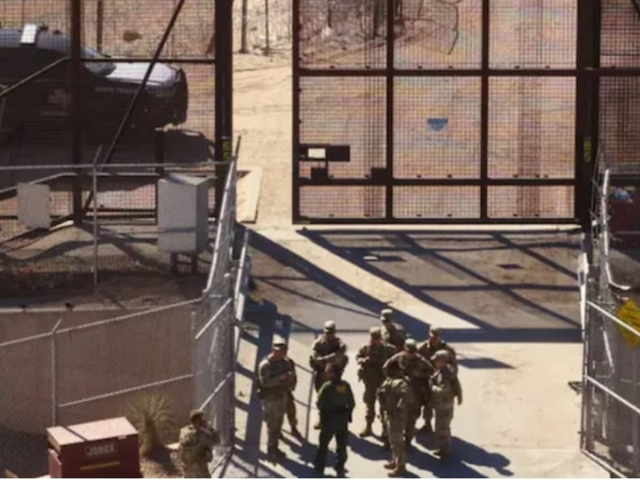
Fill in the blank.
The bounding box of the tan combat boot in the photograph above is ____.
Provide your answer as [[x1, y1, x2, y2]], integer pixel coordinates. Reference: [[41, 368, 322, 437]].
[[359, 421, 374, 438], [387, 466, 406, 477], [383, 460, 396, 470]]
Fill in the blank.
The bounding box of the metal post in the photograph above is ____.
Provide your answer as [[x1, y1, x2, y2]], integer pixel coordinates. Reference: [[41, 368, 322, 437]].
[[582, 296, 594, 451], [214, 0, 233, 219], [385, 0, 394, 220], [51, 318, 63, 425], [240, 0, 249, 53], [576, 0, 601, 230], [291, 0, 301, 222], [633, 349, 639, 477], [264, 0, 271, 55], [191, 310, 198, 410], [225, 272, 235, 445], [92, 162, 99, 286], [96, 0, 104, 53], [71, 0, 84, 224], [479, 0, 490, 219]]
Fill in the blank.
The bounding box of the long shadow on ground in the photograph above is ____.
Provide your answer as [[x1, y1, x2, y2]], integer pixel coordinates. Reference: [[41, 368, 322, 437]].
[[252, 229, 582, 343]]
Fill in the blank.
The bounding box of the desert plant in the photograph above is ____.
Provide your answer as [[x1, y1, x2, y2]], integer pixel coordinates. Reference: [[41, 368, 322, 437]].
[[126, 394, 177, 457]]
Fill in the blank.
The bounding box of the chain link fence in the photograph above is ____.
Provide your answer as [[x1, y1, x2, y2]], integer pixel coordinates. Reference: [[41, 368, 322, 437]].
[[0, 161, 221, 295], [581, 145, 640, 477], [0, 154, 246, 477]]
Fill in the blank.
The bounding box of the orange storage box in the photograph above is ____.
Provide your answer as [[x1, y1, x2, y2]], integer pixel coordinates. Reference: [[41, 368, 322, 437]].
[[47, 417, 141, 478]]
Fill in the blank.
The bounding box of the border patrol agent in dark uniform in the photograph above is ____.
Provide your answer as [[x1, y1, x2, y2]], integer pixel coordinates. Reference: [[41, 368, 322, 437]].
[[314, 365, 355, 478]]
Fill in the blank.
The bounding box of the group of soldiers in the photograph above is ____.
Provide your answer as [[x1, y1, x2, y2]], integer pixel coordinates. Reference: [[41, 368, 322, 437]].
[[257, 308, 463, 477]]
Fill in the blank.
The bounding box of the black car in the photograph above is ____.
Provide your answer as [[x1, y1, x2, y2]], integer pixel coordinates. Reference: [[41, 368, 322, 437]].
[[0, 24, 188, 138]]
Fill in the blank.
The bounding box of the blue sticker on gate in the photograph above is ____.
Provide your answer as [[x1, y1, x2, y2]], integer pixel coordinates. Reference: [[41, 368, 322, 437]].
[[428, 118, 448, 132]]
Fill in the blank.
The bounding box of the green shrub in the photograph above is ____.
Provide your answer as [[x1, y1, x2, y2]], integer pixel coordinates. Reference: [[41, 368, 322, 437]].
[[127, 394, 177, 457]]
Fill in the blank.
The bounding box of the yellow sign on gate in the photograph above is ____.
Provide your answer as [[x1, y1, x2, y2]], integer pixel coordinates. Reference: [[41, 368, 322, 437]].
[[615, 299, 640, 348]]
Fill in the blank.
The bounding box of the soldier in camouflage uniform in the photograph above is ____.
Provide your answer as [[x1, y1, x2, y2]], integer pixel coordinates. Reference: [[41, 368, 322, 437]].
[[273, 338, 303, 439], [258, 339, 296, 463], [380, 309, 407, 352], [314, 365, 355, 477], [418, 326, 457, 434], [310, 321, 348, 429], [178, 410, 220, 478], [429, 350, 463, 463], [356, 327, 397, 438], [378, 362, 413, 477], [383, 338, 434, 448]]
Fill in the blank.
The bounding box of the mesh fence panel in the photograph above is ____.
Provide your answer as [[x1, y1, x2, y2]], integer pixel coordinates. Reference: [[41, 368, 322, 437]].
[[488, 77, 576, 179], [583, 145, 640, 478], [489, 0, 576, 69], [300, 185, 387, 219], [394, 77, 480, 179], [194, 298, 235, 461], [299, 0, 387, 69], [299, 76, 387, 180], [599, 78, 640, 172], [600, 0, 640, 68], [393, 185, 480, 219], [395, 0, 482, 69], [488, 185, 574, 219], [583, 303, 640, 477], [294, 0, 578, 223]]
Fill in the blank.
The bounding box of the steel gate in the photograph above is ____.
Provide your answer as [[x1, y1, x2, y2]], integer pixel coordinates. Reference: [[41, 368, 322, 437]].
[[292, 0, 592, 223]]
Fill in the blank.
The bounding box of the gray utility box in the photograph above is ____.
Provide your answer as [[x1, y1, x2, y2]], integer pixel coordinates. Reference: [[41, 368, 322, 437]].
[[18, 183, 51, 229], [157, 174, 209, 254]]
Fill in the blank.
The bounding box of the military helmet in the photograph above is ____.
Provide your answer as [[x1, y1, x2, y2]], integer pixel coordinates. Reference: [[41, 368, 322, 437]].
[[430, 326, 442, 337], [432, 349, 450, 362], [189, 409, 205, 422], [369, 326, 381, 339], [273, 336, 287, 351], [380, 308, 394, 322], [324, 320, 336, 333], [404, 338, 417, 351]]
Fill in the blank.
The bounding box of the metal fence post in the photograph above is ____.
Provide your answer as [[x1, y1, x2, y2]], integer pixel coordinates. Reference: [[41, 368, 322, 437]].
[[92, 162, 99, 285], [51, 318, 63, 426], [222, 272, 234, 446], [191, 310, 198, 411], [633, 350, 639, 477]]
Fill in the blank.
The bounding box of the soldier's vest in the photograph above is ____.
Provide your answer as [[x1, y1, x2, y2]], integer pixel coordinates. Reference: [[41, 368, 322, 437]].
[[379, 378, 411, 417], [358, 344, 393, 383], [430, 367, 458, 407], [179, 426, 213, 465], [381, 325, 406, 351], [420, 340, 456, 367], [259, 358, 294, 399], [320, 380, 352, 421], [312, 337, 348, 368]]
